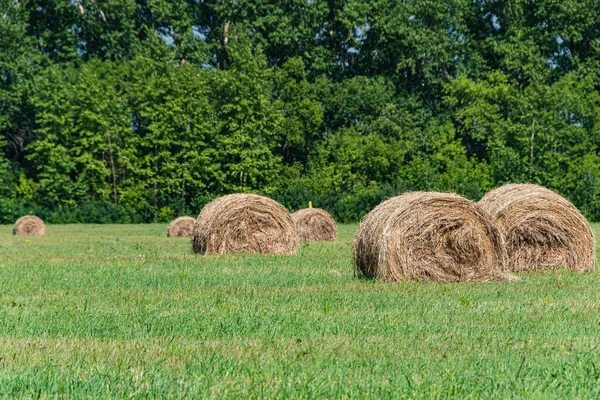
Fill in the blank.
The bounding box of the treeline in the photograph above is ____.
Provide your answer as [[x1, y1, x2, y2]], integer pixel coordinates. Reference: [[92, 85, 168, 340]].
[[2, 0, 600, 223]]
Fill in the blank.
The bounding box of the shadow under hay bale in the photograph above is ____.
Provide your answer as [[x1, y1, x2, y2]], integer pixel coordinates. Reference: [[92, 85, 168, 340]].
[[192, 194, 298, 255], [478, 183, 595, 272], [291, 208, 336, 242], [13, 215, 46, 236], [167, 216, 195, 237], [353, 192, 512, 282]]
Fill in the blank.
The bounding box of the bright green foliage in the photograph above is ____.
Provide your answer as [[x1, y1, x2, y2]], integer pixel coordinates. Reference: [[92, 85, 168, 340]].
[[119, 56, 214, 215], [272, 58, 323, 167], [206, 38, 285, 194], [31, 62, 130, 207], [446, 71, 600, 208], [1, 0, 600, 222]]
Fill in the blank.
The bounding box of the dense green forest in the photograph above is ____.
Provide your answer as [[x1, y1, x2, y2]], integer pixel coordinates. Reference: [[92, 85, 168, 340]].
[[1, 0, 600, 223]]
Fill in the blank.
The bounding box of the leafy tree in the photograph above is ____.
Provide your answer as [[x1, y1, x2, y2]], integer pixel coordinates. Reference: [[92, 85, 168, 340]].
[[0, 0, 41, 165], [206, 37, 286, 194], [2, 0, 600, 222], [121, 55, 215, 213], [30, 61, 130, 207], [445, 70, 600, 211]]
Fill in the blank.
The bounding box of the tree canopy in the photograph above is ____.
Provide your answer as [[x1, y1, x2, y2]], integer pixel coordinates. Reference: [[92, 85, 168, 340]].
[[1, 0, 600, 223]]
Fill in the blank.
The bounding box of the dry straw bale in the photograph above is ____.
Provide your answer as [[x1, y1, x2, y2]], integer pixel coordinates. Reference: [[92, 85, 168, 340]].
[[192, 194, 298, 255], [353, 192, 511, 282], [167, 216, 196, 237], [478, 183, 595, 272], [291, 208, 337, 242], [13, 215, 46, 236]]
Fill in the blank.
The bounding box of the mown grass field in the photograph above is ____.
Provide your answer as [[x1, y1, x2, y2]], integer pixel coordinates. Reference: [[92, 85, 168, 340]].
[[1, 223, 600, 398]]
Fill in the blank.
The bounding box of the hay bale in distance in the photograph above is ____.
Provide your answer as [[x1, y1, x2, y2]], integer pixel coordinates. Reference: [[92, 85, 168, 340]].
[[353, 192, 511, 282], [478, 183, 595, 272], [192, 194, 298, 255], [13, 215, 46, 236], [291, 208, 336, 242], [167, 216, 195, 237]]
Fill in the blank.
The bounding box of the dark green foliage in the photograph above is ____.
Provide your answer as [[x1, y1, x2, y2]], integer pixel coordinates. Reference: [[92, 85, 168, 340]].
[[1, 0, 600, 222]]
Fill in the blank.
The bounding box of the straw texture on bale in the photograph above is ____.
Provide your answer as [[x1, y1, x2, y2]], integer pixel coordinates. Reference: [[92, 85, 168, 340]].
[[167, 216, 196, 237], [353, 192, 511, 282], [13, 215, 46, 236], [291, 208, 336, 242], [192, 194, 298, 255], [478, 183, 595, 272]]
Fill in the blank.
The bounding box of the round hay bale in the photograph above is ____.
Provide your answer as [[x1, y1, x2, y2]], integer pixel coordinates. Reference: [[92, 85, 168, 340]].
[[478, 183, 595, 272], [192, 194, 298, 255], [291, 208, 336, 242], [352, 192, 511, 282], [167, 216, 195, 237], [13, 215, 46, 236]]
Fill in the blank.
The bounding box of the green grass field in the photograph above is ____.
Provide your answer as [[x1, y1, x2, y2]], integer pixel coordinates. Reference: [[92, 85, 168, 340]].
[[1, 224, 600, 398]]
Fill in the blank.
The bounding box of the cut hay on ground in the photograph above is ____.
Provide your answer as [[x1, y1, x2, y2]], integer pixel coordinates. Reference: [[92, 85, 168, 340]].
[[353, 192, 511, 282], [291, 208, 336, 242], [478, 183, 595, 272], [13, 215, 46, 236], [192, 194, 298, 255], [167, 216, 195, 237]]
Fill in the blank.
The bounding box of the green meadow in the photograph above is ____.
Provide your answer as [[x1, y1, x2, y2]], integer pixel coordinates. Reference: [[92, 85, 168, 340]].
[[0, 224, 599, 398]]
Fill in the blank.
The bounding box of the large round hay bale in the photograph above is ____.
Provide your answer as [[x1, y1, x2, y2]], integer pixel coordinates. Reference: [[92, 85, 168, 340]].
[[13, 215, 46, 236], [352, 192, 511, 282], [167, 216, 195, 237], [192, 194, 298, 255], [478, 183, 595, 272], [291, 208, 336, 242]]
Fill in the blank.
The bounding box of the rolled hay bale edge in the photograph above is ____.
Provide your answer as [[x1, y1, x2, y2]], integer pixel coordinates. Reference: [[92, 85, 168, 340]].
[[353, 192, 512, 282], [13, 215, 46, 236], [192, 194, 298, 255], [478, 183, 595, 272], [291, 208, 336, 242], [167, 216, 196, 237]]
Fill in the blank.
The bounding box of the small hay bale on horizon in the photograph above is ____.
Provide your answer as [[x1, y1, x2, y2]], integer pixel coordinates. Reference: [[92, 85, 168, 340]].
[[13, 215, 46, 236], [167, 216, 195, 237], [478, 183, 595, 272], [291, 208, 336, 242], [353, 191, 512, 282], [192, 194, 298, 255]]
